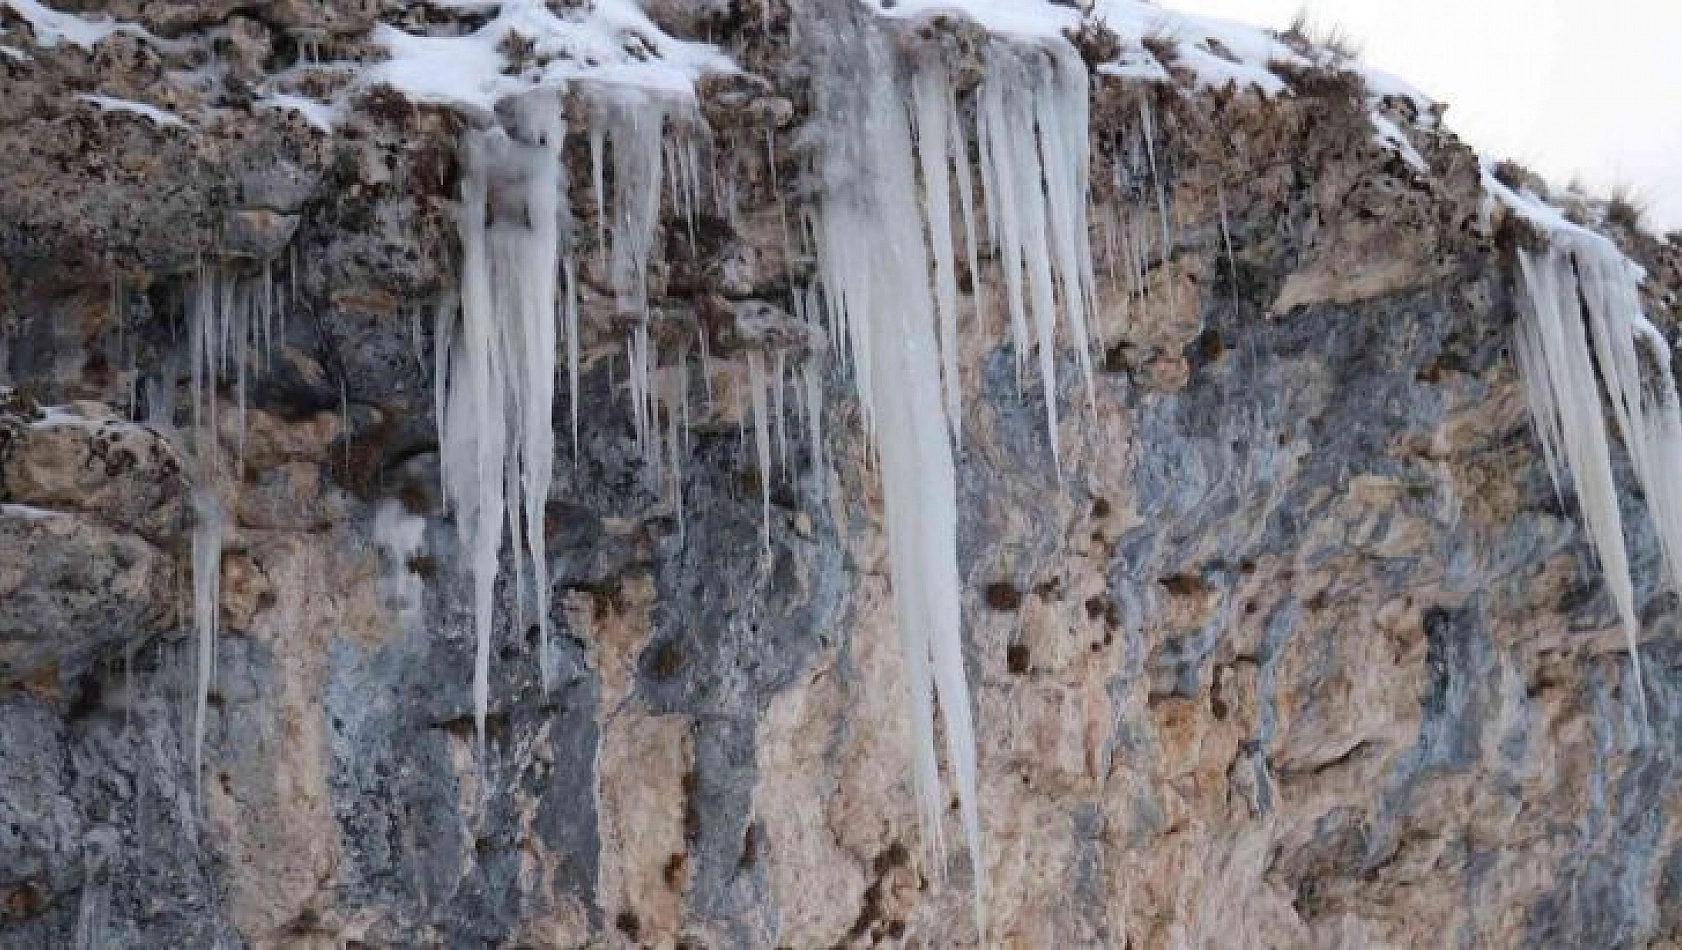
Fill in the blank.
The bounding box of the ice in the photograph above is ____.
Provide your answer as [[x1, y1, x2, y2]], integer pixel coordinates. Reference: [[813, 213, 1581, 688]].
[[975, 39, 1099, 471], [808, 5, 987, 935], [188, 486, 222, 804], [746, 349, 773, 558], [436, 94, 566, 748], [374, 500, 429, 629], [1489, 170, 1682, 725], [911, 64, 964, 444]]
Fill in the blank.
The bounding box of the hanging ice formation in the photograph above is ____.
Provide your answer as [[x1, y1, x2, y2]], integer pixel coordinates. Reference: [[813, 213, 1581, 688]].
[[435, 93, 567, 750], [1499, 178, 1682, 722], [184, 263, 282, 801], [806, 3, 1099, 935]]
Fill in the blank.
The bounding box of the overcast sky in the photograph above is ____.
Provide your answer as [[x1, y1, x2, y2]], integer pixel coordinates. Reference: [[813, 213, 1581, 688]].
[[1167, 0, 1682, 233]]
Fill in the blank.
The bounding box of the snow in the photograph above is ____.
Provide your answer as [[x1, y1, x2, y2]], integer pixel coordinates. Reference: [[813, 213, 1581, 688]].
[[368, 0, 733, 116], [0, 502, 66, 520], [1370, 112, 1427, 173], [1092, 0, 1305, 94], [864, 0, 1079, 39], [2, 0, 122, 49], [76, 94, 187, 129], [257, 93, 338, 132]]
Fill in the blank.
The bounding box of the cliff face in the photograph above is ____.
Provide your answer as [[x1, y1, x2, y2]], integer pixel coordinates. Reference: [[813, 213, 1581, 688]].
[[1, 2, 1680, 948]]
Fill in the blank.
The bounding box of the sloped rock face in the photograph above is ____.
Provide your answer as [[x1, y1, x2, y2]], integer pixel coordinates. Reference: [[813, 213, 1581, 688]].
[[2, 4, 1681, 949]]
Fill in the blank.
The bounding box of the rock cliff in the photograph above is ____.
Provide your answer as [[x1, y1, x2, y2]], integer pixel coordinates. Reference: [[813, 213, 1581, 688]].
[[1, 1, 1680, 947]]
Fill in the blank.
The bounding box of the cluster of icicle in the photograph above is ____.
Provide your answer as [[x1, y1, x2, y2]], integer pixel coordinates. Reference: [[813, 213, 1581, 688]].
[[804, 4, 1101, 934], [183, 262, 291, 802], [1506, 192, 1682, 727], [427, 6, 1103, 935]]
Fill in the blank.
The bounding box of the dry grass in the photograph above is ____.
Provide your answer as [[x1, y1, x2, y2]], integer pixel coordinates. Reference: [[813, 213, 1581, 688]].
[[1281, 7, 1363, 63], [1142, 23, 1181, 65], [1606, 182, 1653, 233]]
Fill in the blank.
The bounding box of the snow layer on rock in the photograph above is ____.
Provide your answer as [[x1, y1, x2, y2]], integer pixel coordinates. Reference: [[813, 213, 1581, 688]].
[[1091, 0, 1305, 94], [76, 94, 187, 128], [864, 0, 1079, 39], [371, 0, 733, 115], [257, 93, 339, 132], [2, 0, 129, 49]]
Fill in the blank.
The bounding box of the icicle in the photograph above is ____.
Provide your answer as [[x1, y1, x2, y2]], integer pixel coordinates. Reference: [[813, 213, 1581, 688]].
[[773, 349, 789, 476], [808, 8, 986, 937], [1217, 180, 1239, 298], [767, 121, 794, 282], [974, 41, 1098, 473], [590, 124, 608, 274], [1140, 101, 1180, 324], [912, 64, 963, 447], [699, 326, 715, 411], [950, 85, 987, 356], [436, 92, 568, 745], [803, 352, 825, 504], [1511, 239, 1647, 722], [746, 349, 773, 558], [564, 254, 581, 461], [188, 487, 222, 805]]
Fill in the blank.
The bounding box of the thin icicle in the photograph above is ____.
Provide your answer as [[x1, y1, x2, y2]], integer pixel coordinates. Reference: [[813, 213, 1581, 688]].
[[773, 349, 789, 476], [912, 63, 963, 445], [564, 254, 581, 461], [188, 486, 221, 806], [803, 352, 825, 504], [1216, 180, 1239, 298], [1140, 101, 1180, 324], [746, 349, 773, 558]]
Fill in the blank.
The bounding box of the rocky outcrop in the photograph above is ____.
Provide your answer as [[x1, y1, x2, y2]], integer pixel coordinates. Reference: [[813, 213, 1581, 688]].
[[1, 2, 1680, 948]]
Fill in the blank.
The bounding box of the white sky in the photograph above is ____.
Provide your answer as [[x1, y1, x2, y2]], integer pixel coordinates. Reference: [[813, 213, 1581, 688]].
[[1166, 0, 1682, 233]]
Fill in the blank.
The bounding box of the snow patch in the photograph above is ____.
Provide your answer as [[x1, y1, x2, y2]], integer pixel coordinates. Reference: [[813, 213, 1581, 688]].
[[0, 502, 67, 520], [864, 0, 1079, 39], [2, 0, 122, 48], [76, 93, 187, 128], [369, 0, 733, 115], [257, 93, 338, 132]]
